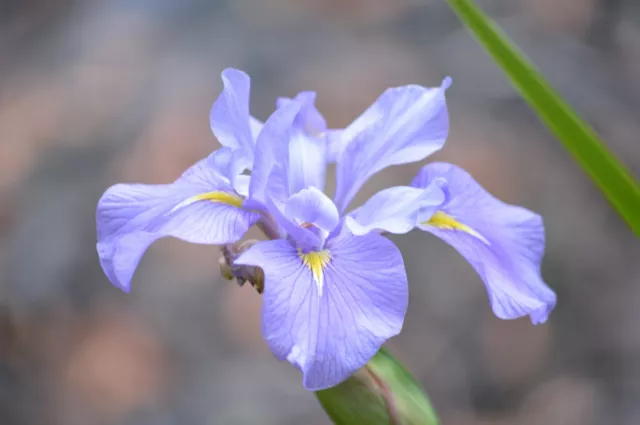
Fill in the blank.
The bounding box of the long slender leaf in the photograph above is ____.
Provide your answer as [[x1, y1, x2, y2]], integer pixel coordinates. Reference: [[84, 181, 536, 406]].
[[446, 0, 640, 236]]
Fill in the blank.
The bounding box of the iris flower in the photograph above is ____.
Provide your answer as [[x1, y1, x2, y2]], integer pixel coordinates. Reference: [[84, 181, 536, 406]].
[[96, 68, 556, 391]]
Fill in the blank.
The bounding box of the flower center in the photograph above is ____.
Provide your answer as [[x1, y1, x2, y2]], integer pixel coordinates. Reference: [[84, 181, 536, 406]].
[[299, 250, 331, 296]]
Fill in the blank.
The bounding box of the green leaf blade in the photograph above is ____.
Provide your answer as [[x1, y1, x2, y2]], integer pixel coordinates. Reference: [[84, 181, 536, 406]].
[[446, 0, 640, 236]]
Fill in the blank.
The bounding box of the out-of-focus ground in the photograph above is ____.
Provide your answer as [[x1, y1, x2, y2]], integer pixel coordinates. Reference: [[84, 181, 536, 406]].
[[1, 0, 639, 424]]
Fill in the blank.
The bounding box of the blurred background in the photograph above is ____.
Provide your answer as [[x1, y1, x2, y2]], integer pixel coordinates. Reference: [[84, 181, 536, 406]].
[[1, 0, 640, 424]]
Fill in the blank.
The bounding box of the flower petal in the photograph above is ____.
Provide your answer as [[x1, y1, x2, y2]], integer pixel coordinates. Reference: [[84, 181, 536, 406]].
[[334, 78, 451, 212], [97, 154, 260, 292], [264, 194, 322, 252], [345, 182, 446, 236], [412, 162, 556, 324], [274, 92, 328, 193], [235, 230, 408, 390], [249, 116, 263, 141], [210, 68, 254, 159], [285, 187, 340, 234], [277, 91, 327, 136], [248, 100, 303, 206], [288, 130, 327, 194], [273, 92, 329, 193], [277, 92, 341, 166], [325, 130, 343, 163]]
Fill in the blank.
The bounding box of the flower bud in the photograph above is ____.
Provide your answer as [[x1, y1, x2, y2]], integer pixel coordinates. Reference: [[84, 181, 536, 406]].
[[219, 240, 264, 293]]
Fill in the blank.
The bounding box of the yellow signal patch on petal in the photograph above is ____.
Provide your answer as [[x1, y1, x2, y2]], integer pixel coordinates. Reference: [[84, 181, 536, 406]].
[[299, 250, 331, 296], [191, 191, 244, 208], [426, 211, 489, 244], [170, 191, 244, 213]]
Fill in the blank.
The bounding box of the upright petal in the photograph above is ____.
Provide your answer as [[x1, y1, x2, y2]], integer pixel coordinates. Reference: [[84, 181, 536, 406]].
[[277, 91, 327, 136], [274, 92, 328, 192], [345, 182, 446, 236], [278, 92, 340, 165], [97, 153, 260, 292], [411, 163, 556, 324], [248, 100, 303, 206], [235, 229, 408, 390], [210, 68, 254, 159], [325, 130, 343, 163], [334, 78, 451, 213], [249, 116, 263, 142], [288, 130, 327, 194]]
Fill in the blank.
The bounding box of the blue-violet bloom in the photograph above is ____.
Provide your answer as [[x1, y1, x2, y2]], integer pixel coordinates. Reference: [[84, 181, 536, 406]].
[[97, 69, 556, 392]]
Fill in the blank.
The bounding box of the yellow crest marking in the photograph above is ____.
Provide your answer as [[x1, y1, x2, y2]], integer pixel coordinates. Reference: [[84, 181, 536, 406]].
[[170, 191, 244, 213], [191, 191, 244, 208], [425, 211, 489, 244], [299, 250, 331, 296]]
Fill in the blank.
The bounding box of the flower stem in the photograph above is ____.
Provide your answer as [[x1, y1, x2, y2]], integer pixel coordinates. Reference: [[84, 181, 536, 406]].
[[257, 216, 280, 240]]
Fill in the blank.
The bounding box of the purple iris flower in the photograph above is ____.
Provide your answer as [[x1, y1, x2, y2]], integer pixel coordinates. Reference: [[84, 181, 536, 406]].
[[96, 68, 556, 392]]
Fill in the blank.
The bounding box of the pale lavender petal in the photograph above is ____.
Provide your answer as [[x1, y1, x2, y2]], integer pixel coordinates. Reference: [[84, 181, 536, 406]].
[[249, 116, 263, 142], [345, 182, 446, 236], [97, 154, 259, 292], [277, 91, 327, 135], [249, 100, 303, 206], [178, 149, 231, 188], [334, 78, 451, 212], [98, 232, 157, 294], [226, 149, 252, 195], [274, 92, 328, 193], [412, 162, 556, 324], [285, 187, 339, 233], [288, 130, 327, 193], [233, 175, 250, 198], [210, 68, 254, 159], [265, 196, 322, 252], [235, 229, 408, 390], [325, 130, 343, 163]]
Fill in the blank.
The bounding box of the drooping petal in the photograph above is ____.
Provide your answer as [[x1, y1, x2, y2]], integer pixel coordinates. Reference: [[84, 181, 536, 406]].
[[96, 154, 260, 292], [235, 229, 408, 390], [334, 78, 451, 213], [210, 68, 254, 159], [411, 162, 556, 324], [345, 182, 446, 236]]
